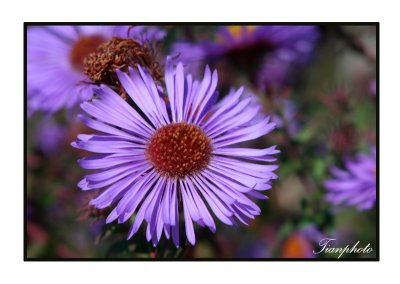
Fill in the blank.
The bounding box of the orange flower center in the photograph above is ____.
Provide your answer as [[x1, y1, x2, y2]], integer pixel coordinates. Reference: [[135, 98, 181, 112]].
[[146, 123, 212, 178], [69, 35, 106, 71]]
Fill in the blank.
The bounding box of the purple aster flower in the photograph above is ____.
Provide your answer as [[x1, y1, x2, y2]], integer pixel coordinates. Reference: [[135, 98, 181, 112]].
[[325, 147, 376, 211], [27, 25, 165, 115], [173, 26, 319, 88], [72, 57, 279, 247]]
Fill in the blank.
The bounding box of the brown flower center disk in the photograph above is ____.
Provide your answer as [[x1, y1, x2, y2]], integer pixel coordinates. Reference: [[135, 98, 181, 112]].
[[83, 37, 162, 99], [146, 123, 212, 178], [69, 35, 106, 71]]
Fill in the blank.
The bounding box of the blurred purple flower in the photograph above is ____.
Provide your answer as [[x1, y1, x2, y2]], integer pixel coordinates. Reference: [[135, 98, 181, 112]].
[[72, 57, 279, 247], [256, 26, 319, 89], [89, 220, 105, 238], [238, 240, 271, 258], [325, 147, 376, 211], [35, 119, 67, 155], [173, 26, 319, 88], [271, 99, 301, 137], [28, 25, 165, 115], [368, 79, 376, 96], [299, 224, 326, 244]]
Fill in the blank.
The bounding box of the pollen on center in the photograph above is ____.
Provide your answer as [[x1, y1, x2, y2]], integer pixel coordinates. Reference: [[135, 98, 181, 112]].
[[146, 122, 212, 178]]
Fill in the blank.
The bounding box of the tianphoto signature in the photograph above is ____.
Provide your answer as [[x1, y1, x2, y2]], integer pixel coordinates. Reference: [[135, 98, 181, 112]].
[[313, 238, 373, 259]]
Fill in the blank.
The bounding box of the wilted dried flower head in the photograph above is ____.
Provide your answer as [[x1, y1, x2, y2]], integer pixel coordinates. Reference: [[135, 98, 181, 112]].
[[83, 37, 162, 99]]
